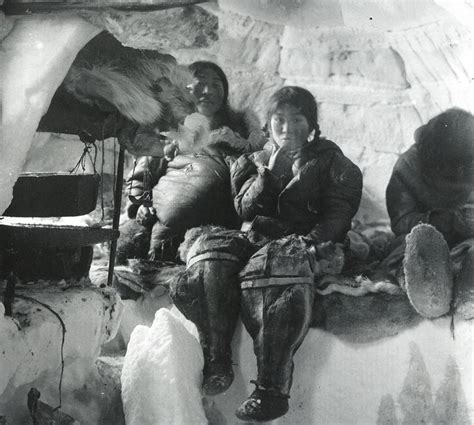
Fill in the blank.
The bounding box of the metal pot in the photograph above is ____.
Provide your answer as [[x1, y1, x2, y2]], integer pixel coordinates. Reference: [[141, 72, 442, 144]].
[[3, 172, 100, 217]]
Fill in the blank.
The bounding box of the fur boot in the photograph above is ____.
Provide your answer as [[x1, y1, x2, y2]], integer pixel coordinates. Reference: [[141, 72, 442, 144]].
[[236, 236, 315, 422], [403, 224, 453, 318], [170, 227, 256, 395]]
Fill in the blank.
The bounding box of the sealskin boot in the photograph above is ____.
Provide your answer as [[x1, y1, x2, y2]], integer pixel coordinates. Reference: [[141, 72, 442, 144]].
[[235, 381, 289, 422], [236, 284, 311, 422], [171, 228, 256, 396], [171, 261, 238, 396], [404, 224, 453, 318], [202, 362, 234, 396], [236, 237, 315, 421]]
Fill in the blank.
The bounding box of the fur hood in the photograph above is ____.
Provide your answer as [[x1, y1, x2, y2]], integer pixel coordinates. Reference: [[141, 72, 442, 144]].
[[164, 109, 266, 155], [211, 108, 266, 153], [414, 108, 474, 169]]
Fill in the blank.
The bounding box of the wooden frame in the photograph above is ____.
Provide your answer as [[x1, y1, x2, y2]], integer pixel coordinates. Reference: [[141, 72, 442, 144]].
[[2, 0, 212, 15]]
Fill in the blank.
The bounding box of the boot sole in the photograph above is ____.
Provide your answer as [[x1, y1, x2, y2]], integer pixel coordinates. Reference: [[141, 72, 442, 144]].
[[235, 403, 289, 422], [202, 368, 234, 396], [404, 224, 453, 318], [235, 390, 289, 422]]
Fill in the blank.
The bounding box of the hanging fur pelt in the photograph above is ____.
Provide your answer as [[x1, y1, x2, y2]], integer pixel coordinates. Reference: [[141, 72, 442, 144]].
[[63, 59, 196, 127]]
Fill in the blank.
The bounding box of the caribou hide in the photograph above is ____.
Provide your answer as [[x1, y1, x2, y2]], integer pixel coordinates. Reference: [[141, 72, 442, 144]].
[[64, 59, 196, 128]]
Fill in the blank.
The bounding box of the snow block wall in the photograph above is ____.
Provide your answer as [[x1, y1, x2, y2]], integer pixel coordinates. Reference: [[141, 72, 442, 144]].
[[219, 316, 473, 425], [0, 284, 123, 424], [164, 4, 473, 224]]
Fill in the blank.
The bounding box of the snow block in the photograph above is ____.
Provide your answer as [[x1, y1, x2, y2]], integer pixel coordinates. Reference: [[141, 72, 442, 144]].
[[0, 284, 123, 424], [117, 297, 472, 424], [121, 308, 207, 425]]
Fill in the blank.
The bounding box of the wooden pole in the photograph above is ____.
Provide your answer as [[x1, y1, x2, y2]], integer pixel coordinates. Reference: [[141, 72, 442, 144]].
[[2, 0, 212, 15], [3, 273, 17, 317], [106, 143, 125, 287]]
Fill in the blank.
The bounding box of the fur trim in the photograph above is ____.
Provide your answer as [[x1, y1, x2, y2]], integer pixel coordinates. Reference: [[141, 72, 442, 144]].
[[64, 59, 196, 126], [316, 274, 403, 297], [311, 241, 345, 276], [164, 109, 266, 154], [90, 264, 148, 294], [90, 262, 183, 297], [242, 109, 267, 152], [178, 225, 228, 263], [209, 109, 265, 153]]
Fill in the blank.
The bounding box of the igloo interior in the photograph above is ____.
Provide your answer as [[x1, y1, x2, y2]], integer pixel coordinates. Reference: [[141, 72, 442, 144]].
[[0, 1, 473, 424]]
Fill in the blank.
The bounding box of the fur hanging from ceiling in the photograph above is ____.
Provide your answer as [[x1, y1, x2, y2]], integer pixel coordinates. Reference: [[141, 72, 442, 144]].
[[63, 59, 197, 128]]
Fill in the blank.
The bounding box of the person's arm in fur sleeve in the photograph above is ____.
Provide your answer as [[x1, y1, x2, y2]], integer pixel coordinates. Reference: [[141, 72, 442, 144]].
[[231, 152, 283, 221], [385, 168, 430, 236], [386, 168, 463, 242], [125, 155, 167, 218], [306, 157, 362, 244]]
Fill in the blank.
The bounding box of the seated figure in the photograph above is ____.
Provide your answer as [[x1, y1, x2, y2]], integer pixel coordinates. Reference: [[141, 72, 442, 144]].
[[116, 61, 265, 263], [171, 86, 363, 422], [382, 108, 474, 319]]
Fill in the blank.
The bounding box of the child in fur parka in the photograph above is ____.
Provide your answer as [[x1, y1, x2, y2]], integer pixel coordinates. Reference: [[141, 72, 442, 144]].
[[117, 61, 265, 263], [171, 86, 362, 422]]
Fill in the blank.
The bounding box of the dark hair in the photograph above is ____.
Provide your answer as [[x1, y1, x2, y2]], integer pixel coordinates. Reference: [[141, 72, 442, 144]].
[[266, 86, 321, 139], [417, 108, 474, 170], [188, 61, 249, 137], [188, 61, 229, 109]]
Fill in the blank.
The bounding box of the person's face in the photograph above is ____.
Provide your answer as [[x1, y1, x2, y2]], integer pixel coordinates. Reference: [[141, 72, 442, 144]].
[[190, 68, 225, 118], [270, 103, 311, 150]]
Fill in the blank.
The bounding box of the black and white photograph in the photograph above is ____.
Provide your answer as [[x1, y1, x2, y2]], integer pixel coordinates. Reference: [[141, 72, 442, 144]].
[[0, 1, 472, 423]]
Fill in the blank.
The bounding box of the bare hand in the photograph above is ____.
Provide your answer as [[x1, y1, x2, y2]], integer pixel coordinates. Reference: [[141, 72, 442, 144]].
[[136, 205, 157, 227], [267, 146, 293, 180], [163, 142, 179, 160]]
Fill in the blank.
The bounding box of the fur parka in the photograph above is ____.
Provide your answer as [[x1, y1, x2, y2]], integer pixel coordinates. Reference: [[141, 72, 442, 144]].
[[125, 108, 265, 238], [231, 138, 363, 244]]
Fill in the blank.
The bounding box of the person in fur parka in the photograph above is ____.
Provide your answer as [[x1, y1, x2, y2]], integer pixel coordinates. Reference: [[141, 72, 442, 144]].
[[117, 61, 265, 263], [170, 86, 362, 422], [382, 108, 474, 319]]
